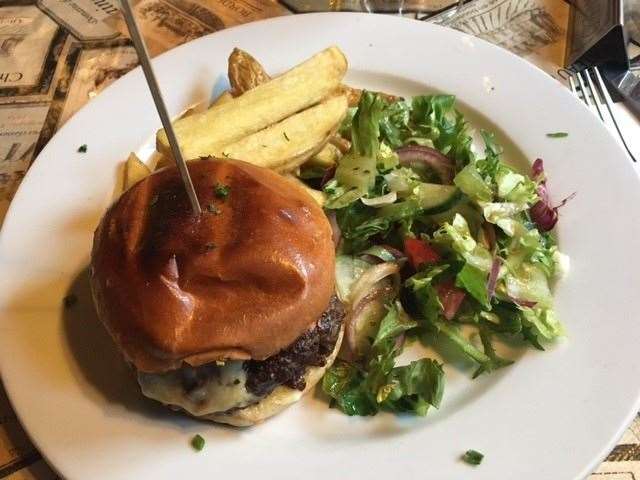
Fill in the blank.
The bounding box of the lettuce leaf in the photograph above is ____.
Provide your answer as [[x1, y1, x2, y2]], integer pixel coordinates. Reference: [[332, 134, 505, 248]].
[[503, 263, 553, 308], [351, 91, 386, 157], [454, 163, 493, 202], [322, 302, 445, 416], [456, 263, 490, 309], [434, 214, 493, 272], [520, 307, 564, 340]]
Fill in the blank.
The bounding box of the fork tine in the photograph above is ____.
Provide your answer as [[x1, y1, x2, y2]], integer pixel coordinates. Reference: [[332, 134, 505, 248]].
[[584, 69, 606, 122], [576, 70, 594, 108], [591, 66, 637, 163], [568, 73, 579, 95]]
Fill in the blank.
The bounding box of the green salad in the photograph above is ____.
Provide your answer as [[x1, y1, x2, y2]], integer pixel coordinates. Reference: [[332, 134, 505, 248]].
[[302, 91, 569, 417]]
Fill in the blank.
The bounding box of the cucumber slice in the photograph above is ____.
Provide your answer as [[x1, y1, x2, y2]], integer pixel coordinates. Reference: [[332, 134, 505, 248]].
[[413, 183, 461, 213]]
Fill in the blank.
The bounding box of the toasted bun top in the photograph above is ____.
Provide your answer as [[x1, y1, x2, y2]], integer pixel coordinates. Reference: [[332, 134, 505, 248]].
[[90, 158, 335, 373]]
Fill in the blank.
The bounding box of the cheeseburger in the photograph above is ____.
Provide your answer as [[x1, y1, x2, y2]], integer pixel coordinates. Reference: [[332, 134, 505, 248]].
[[90, 158, 344, 426]]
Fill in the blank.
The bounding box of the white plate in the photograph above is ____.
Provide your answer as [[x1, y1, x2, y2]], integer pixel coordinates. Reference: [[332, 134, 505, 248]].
[[1, 13, 640, 480]]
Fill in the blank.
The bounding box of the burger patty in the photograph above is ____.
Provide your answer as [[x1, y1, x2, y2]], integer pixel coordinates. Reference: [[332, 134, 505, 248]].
[[138, 296, 345, 417], [244, 295, 345, 397]]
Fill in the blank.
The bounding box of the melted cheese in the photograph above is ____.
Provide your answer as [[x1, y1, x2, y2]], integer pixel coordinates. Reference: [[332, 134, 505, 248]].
[[137, 361, 258, 416]]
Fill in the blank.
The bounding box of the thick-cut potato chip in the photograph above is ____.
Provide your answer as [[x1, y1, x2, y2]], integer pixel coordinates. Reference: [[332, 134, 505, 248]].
[[330, 135, 351, 154], [228, 48, 271, 96], [307, 143, 341, 168], [123, 153, 151, 191], [336, 84, 401, 107], [283, 174, 326, 207], [156, 46, 347, 159], [220, 95, 347, 170], [210, 91, 233, 107]]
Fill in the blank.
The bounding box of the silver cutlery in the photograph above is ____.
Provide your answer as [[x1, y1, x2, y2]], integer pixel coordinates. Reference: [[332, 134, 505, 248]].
[[568, 66, 637, 163], [119, 0, 202, 215]]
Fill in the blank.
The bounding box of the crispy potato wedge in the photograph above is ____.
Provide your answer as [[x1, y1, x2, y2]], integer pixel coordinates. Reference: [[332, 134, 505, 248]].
[[228, 48, 271, 96], [211, 90, 233, 107], [283, 174, 326, 207], [157, 46, 348, 159], [220, 95, 347, 170], [307, 142, 341, 168], [330, 134, 351, 154], [124, 153, 151, 191], [336, 84, 402, 107], [337, 84, 362, 107]]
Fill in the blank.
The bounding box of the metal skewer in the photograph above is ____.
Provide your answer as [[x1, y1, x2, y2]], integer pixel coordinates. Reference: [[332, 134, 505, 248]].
[[119, 0, 202, 216]]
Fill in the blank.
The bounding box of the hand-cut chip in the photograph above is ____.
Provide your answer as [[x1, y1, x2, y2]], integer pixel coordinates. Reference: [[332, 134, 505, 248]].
[[330, 134, 351, 154], [283, 174, 326, 207], [220, 95, 347, 170], [156, 46, 347, 160], [307, 142, 341, 168], [228, 48, 271, 96], [124, 153, 151, 191], [210, 91, 233, 107]]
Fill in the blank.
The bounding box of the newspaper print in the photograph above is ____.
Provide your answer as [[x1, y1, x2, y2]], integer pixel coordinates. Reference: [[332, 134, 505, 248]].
[[433, 0, 569, 79], [0, 3, 67, 99], [280, 0, 456, 13], [37, 0, 121, 42], [0, 102, 50, 221], [57, 43, 137, 126]]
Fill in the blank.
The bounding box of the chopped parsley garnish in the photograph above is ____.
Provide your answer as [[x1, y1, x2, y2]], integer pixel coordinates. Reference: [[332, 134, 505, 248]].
[[191, 434, 205, 451], [283, 131, 290, 141], [206, 203, 220, 214], [77, 144, 87, 153], [214, 183, 230, 199], [546, 132, 568, 138], [63, 294, 77, 308], [462, 450, 484, 465]]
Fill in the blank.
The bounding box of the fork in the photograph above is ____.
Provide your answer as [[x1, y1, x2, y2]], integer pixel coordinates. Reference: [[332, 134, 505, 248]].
[[568, 66, 637, 163]]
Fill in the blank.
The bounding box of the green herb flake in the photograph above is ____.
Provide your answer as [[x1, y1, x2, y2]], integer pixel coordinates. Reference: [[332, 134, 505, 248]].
[[191, 434, 205, 452], [214, 183, 230, 199], [77, 144, 87, 153], [63, 294, 77, 308], [462, 450, 484, 465], [283, 131, 290, 141], [546, 132, 568, 138]]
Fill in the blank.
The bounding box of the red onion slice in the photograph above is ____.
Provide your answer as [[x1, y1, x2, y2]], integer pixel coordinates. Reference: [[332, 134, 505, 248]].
[[394, 333, 406, 352], [531, 190, 576, 232], [361, 191, 397, 207], [487, 257, 501, 299], [530, 158, 575, 232], [480, 222, 496, 251], [344, 285, 395, 359], [327, 211, 341, 248], [359, 245, 407, 265], [532, 158, 545, 179], [320, 165, 336, 188], [344, 294, 387, 359], [435, 279, 466, 320], [396, 145, 455, 184], [381, 244, 406, 260], [349, 262, 400, 309], [505, 295, 537, 308]]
